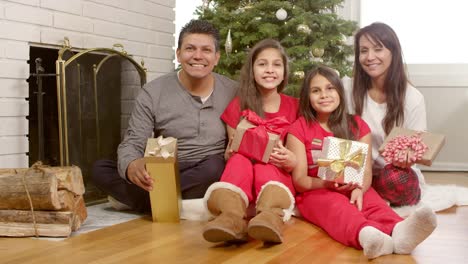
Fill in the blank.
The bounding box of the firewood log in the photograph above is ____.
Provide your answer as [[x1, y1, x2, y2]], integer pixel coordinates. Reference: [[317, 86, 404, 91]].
[[0, 169, 60, 210]]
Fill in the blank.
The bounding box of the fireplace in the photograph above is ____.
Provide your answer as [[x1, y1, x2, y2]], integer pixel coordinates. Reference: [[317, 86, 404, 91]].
[[28, 40, 147, 202]]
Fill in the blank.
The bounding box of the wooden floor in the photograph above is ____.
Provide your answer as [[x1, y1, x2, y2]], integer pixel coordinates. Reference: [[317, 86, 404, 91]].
[[1, 172, 467, 264]]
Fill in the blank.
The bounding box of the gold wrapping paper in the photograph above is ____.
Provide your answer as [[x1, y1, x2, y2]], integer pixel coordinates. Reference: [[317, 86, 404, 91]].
[[144, 136, 181, 222]]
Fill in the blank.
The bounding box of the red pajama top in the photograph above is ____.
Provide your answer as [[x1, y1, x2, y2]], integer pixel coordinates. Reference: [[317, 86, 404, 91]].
[[288, 115, 370, 177], [221, 94, 299, 127]]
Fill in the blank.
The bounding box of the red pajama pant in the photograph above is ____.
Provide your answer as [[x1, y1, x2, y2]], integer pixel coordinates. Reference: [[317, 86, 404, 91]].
[[220, 153, 295, 203], [296, 187, 403, 249]]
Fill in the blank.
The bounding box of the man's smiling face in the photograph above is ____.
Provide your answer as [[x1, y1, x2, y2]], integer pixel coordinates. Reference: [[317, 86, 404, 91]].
[[176, 33, 220, 80]]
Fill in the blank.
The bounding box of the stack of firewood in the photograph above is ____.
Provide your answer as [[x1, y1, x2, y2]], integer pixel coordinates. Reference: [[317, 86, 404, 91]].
[[0, 163, 87, 237]]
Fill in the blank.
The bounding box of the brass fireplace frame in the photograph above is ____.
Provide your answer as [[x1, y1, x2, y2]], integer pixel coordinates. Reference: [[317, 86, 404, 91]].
[[55, 38, 147, 166]]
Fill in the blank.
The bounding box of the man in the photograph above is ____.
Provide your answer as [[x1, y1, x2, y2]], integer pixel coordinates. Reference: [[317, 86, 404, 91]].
[[92, 20, 238, 212]]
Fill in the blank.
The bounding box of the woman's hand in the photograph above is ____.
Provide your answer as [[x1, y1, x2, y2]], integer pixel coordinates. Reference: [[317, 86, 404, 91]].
[[269, 140, 297, 172], [392, 150, 416, 168]]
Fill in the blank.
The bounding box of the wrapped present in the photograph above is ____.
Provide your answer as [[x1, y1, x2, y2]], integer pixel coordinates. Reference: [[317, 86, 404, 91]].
[[317, 137, 369, 186], [144, 136, 181, 222], [378, 127, 446, 166], [230, 110, 290, 163]]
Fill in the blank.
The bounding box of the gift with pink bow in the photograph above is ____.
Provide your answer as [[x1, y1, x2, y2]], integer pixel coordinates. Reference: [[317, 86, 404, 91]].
[[379, 127, 446, 166]]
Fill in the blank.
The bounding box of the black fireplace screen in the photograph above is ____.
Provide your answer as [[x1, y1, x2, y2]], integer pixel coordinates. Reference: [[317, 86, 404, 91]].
[[29, 39, 147, 202]]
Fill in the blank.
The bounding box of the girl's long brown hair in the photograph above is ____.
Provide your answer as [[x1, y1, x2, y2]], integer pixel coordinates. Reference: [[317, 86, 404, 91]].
[[299, 66, 358, 140], [238, 39, 289, 117], [352, 22, 408, 135]]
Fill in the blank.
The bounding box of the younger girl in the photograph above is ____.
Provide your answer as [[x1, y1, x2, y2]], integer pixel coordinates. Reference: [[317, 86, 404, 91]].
[[286, 66, 436, 259], [202, 39, 298, 244]]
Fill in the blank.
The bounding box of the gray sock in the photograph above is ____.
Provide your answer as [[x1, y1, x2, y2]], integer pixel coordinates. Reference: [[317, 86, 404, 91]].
[[392, 206, 437, 254], [359, 226, 394, 259]]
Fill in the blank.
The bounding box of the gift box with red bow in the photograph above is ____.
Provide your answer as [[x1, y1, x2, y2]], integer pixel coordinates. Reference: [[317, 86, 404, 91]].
[[378, 127, 446, 166], [317, 137, 369, 186], [230, 110, 290, 163]]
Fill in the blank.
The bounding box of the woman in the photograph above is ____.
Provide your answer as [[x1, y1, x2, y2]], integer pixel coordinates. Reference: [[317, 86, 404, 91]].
[[347, 22, 427, 205]]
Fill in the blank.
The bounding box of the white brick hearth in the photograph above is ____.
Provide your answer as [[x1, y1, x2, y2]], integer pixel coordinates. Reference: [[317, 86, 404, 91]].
[[0, 0, 175, 167]]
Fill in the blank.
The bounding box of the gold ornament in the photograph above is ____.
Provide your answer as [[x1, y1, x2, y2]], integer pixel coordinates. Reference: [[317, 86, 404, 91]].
[[297, 24, 312, 34], [293, 71, 305, 80], [225, 29, 232, 55], [312, 47, 325, 58]]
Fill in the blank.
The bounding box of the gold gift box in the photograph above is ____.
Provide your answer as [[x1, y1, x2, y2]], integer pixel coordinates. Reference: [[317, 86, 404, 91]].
[[317, 137, 368, 186], [230, 118, 280, 163], [144, 136, 181, 222], [379, 127, 446, 166]]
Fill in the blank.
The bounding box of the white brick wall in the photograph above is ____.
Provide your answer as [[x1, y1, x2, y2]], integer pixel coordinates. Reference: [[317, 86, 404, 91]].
[[0, 0, 176, 168]]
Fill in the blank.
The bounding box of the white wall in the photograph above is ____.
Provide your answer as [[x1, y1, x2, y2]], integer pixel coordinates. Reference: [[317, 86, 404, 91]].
[[408, 64, 468, 171], [340, 0, 468, 171], [0, 0, 175, 168]]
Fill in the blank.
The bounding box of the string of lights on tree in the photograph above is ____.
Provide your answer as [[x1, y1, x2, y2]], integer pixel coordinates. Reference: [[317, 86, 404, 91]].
[[198, 0, 357, 96]]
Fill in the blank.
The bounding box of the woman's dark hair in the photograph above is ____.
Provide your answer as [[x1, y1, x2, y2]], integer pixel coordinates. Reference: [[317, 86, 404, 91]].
[[238, 39, 289, 117], [352, 22, 408, 134], [299, 66, 358, 140]]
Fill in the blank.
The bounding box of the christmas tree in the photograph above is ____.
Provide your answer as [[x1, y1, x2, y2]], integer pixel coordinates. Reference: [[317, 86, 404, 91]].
[[197, 0, 357, 96]]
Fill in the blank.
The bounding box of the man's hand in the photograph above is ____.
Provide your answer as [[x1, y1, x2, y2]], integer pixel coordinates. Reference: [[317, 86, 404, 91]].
[[126, 158, 153, 191]]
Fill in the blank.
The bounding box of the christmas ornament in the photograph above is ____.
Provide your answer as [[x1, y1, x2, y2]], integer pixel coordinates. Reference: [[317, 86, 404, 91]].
[[340, 34, 347, 44], [225, 29, 232, 55], [297, 24, 311, 34], [275, 8, 287, 20], [202, 0, 211, 10], [312, 47, 325, 57], [293, 71, 305, 80]]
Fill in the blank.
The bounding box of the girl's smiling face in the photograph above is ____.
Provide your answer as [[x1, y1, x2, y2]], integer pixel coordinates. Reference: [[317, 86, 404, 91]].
[[253, 48, 285, 91], [308, 74, 340, 118]]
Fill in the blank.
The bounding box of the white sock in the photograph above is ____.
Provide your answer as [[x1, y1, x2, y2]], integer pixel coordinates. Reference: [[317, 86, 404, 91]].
[[392, 206, 437, 254], [358, 226, 394, 259]]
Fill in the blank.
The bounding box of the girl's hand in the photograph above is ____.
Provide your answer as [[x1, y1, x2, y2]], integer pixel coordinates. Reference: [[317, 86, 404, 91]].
[[334, 181, 360, 192], [350, 188, 364, 211], [269, 140, 297, 172], [224, 135, 235, 161]]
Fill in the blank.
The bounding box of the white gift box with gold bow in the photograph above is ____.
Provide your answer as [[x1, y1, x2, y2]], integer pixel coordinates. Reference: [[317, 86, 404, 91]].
[[144, 136, 181, 222], [317, 137, 368, 186]]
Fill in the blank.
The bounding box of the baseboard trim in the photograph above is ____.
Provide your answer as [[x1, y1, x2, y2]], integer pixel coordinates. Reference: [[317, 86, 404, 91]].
[[419, 161, 468, 172]]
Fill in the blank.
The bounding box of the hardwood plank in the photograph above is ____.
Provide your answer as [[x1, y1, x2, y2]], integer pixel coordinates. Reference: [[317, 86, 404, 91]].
[[0, 172, 467, 263]]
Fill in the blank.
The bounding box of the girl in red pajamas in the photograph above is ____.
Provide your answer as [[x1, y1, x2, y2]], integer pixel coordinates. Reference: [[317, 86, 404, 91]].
[[202, 39, 299, 244], [286, 66, 437, 259]]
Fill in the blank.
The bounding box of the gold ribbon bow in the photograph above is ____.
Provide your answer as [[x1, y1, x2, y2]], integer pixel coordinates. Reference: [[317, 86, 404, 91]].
[[317, 139, 364, 180], [148, 136, 176, 159]]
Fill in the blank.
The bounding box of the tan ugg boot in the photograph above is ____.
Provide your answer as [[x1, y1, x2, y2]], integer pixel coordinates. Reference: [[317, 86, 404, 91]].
[[247, 182, 295, 243], [202, 182, 249, 243]]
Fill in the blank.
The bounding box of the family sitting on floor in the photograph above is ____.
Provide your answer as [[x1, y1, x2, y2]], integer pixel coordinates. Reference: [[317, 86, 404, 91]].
[[92, 19, 437, 259]]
